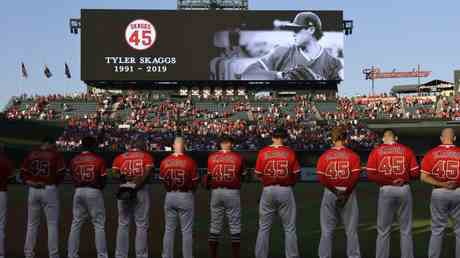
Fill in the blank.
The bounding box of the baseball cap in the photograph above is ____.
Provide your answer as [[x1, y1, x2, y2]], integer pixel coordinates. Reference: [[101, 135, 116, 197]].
[[283, 12, 322, 31]]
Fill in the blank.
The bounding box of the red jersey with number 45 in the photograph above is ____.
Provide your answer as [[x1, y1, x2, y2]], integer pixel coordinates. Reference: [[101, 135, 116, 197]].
[[255, 145, 301, 187], [421, 144, 460, 182], [70, 152, 107, 189], [112, 149, 154, 179], [366, 143, 419, 186], [160, 153, 198, 191], [207, 150, 245, 189], [316, 146, 361, 193], [21, 148, 66, 185]]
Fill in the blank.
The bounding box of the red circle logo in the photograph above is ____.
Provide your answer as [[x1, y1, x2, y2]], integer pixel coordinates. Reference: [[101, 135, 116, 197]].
[[125, 19, 156, 50]]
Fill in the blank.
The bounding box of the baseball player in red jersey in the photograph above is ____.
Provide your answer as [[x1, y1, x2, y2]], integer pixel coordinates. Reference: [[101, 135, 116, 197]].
[[67, 137, 108, 258], [205, 136, 245, 258], [21, 137, 66, 258], [366, 129, 419, 258], [160, 137, 199, 258], [0, 144, 13, 258], [316, 127, 361, 258], [112, 139, 154, 258], [420, 128, 460, 258], [254, 128, 300, 258]]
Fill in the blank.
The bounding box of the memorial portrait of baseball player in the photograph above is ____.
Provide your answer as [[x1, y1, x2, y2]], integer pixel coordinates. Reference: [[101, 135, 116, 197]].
[[204, 135, 245, 258], [254, 128, 301, 258], [420, 128, 460, 258], [160, 137, 199, 258], [20, 137, 66, 258], [112, 139, 154, 258], [242, 12, 343, 81], [316, 127, 361, 258], [366, 129, 419, 258], [67, 136, 108, 258]]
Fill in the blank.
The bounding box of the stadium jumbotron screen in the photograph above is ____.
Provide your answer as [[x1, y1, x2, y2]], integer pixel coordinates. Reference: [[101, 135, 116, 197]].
[[81, 9, 344, 85]]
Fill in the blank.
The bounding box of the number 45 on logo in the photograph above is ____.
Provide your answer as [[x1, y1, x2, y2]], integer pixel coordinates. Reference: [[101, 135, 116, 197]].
[[125, 19, 157, 50]]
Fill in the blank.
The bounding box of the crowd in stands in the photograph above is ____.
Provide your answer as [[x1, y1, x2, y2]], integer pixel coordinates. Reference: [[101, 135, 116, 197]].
[[4, 91, 458, 152]]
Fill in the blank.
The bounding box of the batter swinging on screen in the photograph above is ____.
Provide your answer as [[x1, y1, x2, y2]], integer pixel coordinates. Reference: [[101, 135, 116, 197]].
[[254, 128, 301, 258], [242, 12, 343, 81]]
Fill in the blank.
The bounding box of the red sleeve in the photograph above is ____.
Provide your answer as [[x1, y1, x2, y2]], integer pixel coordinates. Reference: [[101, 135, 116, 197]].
[[99, 158, 107, 177], [55, 152, 66, 173], [316, 153, 327, 175], [407, 148, 420, 179], [346, 154, 361, 194], [112, 155, 122, 172], [366, 148, 378, 173], [421, 151, 434, 175], [159, 159, 166, 180], [190, 159, 199, 181], [291, 152, 301, 174], [207, 155, 213, 175], [143, 153, 154, 169], [255, 150, 265, 175], [54, 153, 66, 184], [351, 154, 362, 174]]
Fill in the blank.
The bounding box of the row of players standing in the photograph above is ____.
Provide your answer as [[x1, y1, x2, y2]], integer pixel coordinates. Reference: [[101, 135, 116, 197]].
[[0, 127, 459, 258]]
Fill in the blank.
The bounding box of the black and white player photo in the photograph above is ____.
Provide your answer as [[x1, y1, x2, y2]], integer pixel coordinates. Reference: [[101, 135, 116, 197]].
[[210, 12, 344, 81]]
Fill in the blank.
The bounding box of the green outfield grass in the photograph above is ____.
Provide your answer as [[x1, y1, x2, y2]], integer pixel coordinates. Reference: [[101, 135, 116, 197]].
[[3, 181, 456, 258]]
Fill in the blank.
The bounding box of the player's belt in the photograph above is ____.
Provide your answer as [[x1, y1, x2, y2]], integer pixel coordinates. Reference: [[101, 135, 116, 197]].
[[29, 184, 45, 189], [380, 182, 409, 187], [168, 189, 192, 193], [264, 184, 292, 187], [212, 186, 240, 190], [75, 185, 103, 190]]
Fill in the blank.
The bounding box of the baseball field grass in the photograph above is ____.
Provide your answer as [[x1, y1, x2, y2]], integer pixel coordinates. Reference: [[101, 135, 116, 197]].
[[3, 181, 456, 258]]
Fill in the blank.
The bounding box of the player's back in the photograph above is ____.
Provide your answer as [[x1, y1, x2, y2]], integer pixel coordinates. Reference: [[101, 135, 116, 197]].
[[367, 143, 418, 181], [208, 150, 244, 189], [422, 144, 460, 182], [21, 148, 65, 185], [317, 146, 360, 186], [255, 145, 300, 186], [113, 149, 154, 178], [70, 151, 106, 189], [160, 153, 198, 191]]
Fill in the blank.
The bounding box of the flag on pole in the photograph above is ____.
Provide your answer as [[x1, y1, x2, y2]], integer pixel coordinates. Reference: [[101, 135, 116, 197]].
[[65, 63, 72, 78], [21, 62, 28, 78], [44, 65, 52, 78]]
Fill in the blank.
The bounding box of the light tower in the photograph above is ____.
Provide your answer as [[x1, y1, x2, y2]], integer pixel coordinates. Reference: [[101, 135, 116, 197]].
[[177, 0, 248, 10]]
